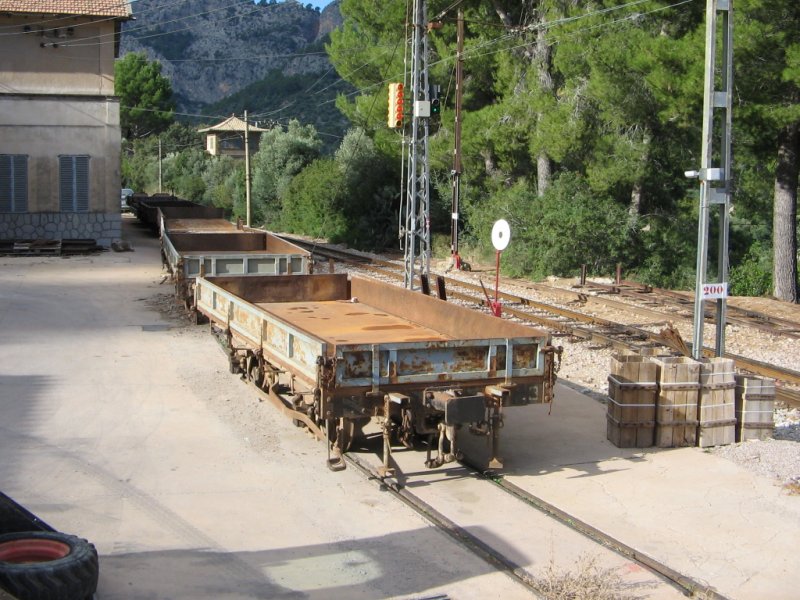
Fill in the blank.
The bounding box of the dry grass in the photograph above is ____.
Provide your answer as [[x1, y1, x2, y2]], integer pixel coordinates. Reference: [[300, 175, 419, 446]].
[[533, 554, 640, 600], [782, 480, 800, 495]]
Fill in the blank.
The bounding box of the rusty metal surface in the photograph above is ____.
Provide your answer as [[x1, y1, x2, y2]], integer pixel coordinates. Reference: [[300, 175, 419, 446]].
[[206, 274, 349, 304], [349, 276, 540, 339], [163, 219, 238, 234], [259, 300, 451, 345], [197, 274, 550, 396], [168, 232, 268, 252], [159, 206, 227, 222]]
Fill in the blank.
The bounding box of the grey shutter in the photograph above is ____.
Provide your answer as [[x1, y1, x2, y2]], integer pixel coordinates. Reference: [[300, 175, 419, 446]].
[[59, 155, 89, 212], [13, 155, 27, 212], [0, 155, 27, 213], [59, 156, 73, 211], [75, 156, 89, 212], [0, 155, 10, 212]]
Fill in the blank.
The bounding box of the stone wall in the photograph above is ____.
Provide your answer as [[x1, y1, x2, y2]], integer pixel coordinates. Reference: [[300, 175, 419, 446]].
[[0, 212, 121, 248]]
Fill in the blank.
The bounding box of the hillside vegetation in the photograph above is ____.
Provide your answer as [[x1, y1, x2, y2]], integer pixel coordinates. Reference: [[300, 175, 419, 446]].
[[121, 0, 799, 300]]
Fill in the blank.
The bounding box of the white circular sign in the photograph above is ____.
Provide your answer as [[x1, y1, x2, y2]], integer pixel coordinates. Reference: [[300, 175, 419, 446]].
[[491, 219, 511, 251]]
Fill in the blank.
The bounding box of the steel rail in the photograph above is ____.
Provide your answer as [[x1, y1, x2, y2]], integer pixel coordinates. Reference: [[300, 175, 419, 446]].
[[344, 453, 543, 597], [285, 238, 800, 405], [583, 279, 800, 340], [343, 451, 727, 600]]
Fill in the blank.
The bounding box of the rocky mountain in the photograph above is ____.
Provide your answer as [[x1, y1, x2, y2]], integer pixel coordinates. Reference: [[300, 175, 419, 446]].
[[120, 0, 343, 113]]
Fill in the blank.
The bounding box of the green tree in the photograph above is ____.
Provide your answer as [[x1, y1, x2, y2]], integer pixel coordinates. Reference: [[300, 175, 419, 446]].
[[737, 0, 800, 302], [202, 156, 242, 212], [115, 52, 175, 139], [467, 173, 632, 279], [250, 120, 322, 226], [280, 158, 349, 240], [162, 147, 207, 201]]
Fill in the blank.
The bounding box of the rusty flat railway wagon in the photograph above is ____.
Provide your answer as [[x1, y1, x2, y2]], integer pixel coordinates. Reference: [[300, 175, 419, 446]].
[[195, 273, 558, 473], [157, 205, 234, 237], [129, 195, 201, 230], [159, 208, 310, 308]]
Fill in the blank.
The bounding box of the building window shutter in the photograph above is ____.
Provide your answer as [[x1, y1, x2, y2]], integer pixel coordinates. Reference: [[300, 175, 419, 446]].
[[59, 155, 90, 212], [0, 154, 28, 213], [75, 156, 89, 212]]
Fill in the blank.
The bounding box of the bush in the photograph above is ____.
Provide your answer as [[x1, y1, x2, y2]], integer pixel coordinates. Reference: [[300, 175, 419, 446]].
[[467, 173, 632, 280], [729, 243, 772, 296]]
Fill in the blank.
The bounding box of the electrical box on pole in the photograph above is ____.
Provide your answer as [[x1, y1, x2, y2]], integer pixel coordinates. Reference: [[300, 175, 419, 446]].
[[403, 0, 432, 290], [691, 0, 733, 360]]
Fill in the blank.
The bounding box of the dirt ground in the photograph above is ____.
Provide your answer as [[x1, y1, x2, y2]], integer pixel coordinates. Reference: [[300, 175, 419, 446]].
[[0, 216, 534, 600]]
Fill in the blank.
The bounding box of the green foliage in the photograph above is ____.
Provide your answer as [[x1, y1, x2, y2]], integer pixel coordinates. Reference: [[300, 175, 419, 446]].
[[466, 173, 633, 280], [115, 0, 798, 295], [121, 123, 203, 193], [279, 128, 399, 247], [633, 199, 698, 290], [115, 52, 175, 139], [280, 158, 349, 239], [162, 147, 207, 201], [729, 243, 773, 297], [202, 156, 243, 211], [250, 120, 322, 227]]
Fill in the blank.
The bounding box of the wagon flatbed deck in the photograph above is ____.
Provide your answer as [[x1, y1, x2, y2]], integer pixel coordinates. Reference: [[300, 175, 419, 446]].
[[164, 218, 238, 234], [256, 300, 451, 345]]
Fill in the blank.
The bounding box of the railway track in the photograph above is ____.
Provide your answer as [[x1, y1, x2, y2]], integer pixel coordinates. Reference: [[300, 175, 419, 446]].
[[240, 367, 724, 599], [579, 279, 800, 340], [344, 435, 727, 599], [287, 237, 800, 407]]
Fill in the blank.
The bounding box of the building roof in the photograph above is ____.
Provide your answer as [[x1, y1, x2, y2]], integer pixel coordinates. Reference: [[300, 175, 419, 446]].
[[198, 115, 270, 134], [0, 0, 131, 18]]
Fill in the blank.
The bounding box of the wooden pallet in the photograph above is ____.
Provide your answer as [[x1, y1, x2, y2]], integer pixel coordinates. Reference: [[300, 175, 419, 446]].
[[9, 239, 62, 256], [735, 374, 775, 442], [652, 356, 700, 448], [607, 354, 657, 448], [697, 358, 736, 447]]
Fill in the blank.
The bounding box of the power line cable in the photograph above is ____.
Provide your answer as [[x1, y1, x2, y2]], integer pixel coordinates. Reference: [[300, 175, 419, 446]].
[[59, 0, 258, 48]]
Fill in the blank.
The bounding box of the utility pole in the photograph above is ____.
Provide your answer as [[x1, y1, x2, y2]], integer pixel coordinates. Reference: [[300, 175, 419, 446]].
[[158, 137, 162, 193], [244, 110, 252, 228], [449, 8, 465, 271], [403, 0, 432, 290], [691, 0, 733, 360]]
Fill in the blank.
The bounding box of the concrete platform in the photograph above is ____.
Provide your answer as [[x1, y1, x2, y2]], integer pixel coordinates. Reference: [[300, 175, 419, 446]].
[[1, 215, 796, 599], [497, 382, 799, 599]]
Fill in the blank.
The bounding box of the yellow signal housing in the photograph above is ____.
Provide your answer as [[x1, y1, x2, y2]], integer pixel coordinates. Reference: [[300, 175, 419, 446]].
[[387, 83, 404, 129]]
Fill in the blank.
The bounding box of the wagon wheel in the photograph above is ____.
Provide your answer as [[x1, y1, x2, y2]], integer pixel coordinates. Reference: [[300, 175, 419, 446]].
[[246, 356, 263, 388], [335, 419, 356, 453], [335, 417, 369, 453]]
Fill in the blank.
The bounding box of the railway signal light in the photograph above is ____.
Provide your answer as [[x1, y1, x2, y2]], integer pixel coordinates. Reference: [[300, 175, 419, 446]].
[[429, 84, 441, 116], [387, 83, 404, 129]]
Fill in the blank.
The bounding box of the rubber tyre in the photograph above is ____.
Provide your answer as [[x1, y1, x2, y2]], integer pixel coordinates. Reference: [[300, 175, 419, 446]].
[[0, 531, 99, 600]]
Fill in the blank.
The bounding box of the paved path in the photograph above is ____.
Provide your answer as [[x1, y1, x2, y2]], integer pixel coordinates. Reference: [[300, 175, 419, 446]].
[[0, 217, 531, 599]]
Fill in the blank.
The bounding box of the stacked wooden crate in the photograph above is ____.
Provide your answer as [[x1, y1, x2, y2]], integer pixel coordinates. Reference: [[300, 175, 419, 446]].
[[652, 356, 700, 448], [734, 375, 775, 441], [697, 358, 736, 447], [607, 355, 658, 448]]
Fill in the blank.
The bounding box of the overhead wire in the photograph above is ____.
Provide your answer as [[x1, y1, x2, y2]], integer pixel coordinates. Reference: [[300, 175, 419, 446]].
[[0, 0, 199, 36], [58, 0, 261, 48]]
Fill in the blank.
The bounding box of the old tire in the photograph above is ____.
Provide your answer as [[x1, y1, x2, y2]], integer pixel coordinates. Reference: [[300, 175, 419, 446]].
[[0, 531, 99, 600]]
